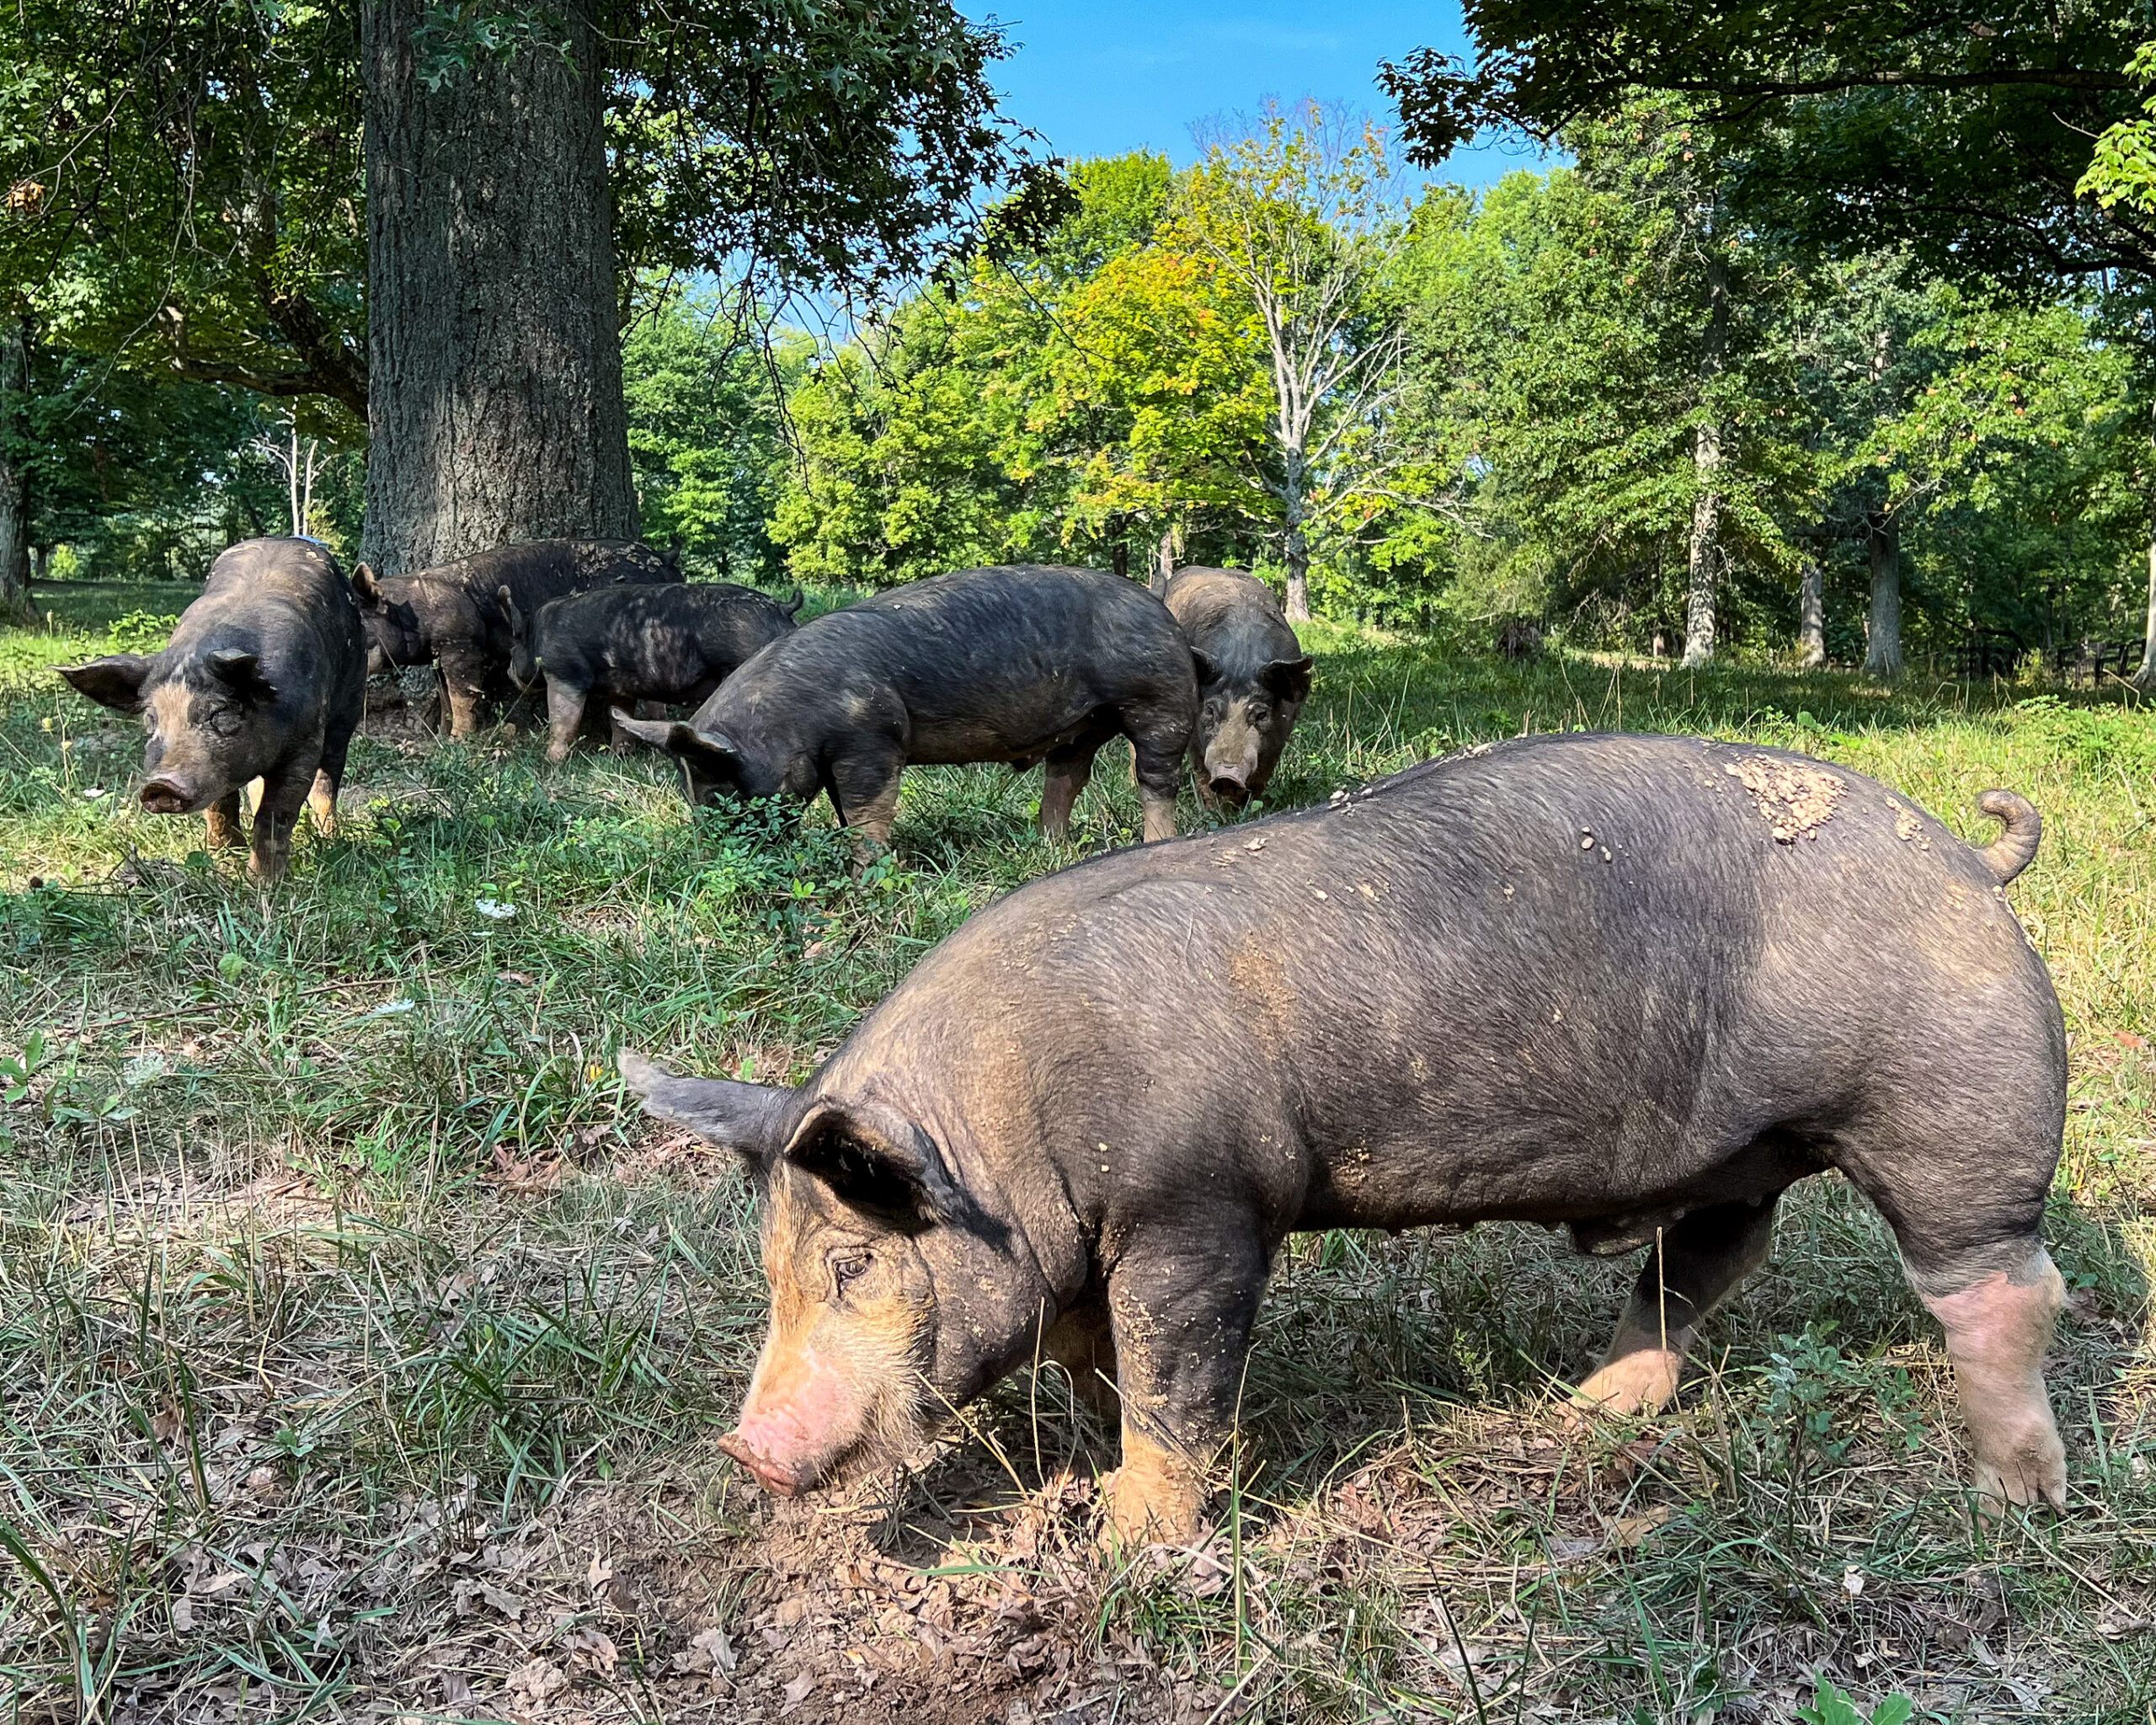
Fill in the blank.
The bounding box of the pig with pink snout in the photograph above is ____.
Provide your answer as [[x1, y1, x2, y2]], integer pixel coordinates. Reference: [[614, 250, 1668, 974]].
[[618, 1053, 1071, 1506], [622, 732, 2075, 1546]]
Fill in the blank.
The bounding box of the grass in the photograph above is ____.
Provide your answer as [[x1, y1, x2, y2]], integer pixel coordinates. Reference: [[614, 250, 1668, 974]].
[[0, 590, 2150, 1723]]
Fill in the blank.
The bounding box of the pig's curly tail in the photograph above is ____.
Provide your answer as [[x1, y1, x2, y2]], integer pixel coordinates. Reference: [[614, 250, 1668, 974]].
[[1976, 789, 2041, 884]]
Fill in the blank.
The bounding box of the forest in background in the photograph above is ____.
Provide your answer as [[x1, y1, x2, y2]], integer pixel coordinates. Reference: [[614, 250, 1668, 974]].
[[11, 101, 2153, 680]]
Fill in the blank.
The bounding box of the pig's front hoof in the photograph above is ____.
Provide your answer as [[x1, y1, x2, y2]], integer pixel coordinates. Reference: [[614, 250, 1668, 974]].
[[1104, 1439, 1208, 1549], [718, 1429, 803, 1498], [1566, 1347, 1684, 1423]]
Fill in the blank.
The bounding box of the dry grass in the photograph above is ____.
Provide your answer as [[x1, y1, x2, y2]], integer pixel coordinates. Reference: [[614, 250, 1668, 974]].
[[0, 598, 2150, 1723]]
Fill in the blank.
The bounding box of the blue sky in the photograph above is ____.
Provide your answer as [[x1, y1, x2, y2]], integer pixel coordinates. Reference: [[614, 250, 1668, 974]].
[[962, 0, 1549, 187]]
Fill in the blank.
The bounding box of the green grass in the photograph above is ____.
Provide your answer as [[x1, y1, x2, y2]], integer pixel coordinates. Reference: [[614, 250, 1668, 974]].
[[0, 591, 2150, 1722]]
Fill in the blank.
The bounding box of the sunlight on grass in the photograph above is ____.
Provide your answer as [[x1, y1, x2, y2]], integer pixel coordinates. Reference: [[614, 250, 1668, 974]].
[[0, 592, 2149, 1720]]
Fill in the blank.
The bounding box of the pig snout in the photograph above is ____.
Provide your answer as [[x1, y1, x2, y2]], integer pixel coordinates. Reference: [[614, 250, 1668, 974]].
[[140, 774, 202, 815], [717, 1429, 805, 1497], [1207, 763, 1251, 803], [718, 1336, 880, 1498]]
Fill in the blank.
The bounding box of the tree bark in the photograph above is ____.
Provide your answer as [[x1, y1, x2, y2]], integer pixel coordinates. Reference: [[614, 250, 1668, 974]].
[[1151, 520, 1182, 595], [1865, 511, 1903, 677], [360, 0, 637, 574], [1683, 430, 1721, 668], [1797, 548, 1825, 668], [0, 316, 33, 622], [1281, 450, 1310, 622], [1682, 244, 1729, 670], [2134, 510, 2156, 692]]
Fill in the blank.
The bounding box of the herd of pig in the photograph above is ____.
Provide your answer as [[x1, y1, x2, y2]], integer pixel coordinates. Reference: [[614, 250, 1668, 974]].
[[57, 535, 1309, 879], [53, 533, 2076, 1545]]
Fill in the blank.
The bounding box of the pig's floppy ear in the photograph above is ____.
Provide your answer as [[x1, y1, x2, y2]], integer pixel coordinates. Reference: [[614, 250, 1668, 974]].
[[618, 1051, 787, 1163], [208, 649, 279, 703], [612, 712, 740, 772], [56, 654, 153, 713], [350, 563, 383, 608], [782, 1099, 974, 1231], [1190, 649, 1221, 687], [1262, 654, 1314, 700], [495, 585, 524, 635]]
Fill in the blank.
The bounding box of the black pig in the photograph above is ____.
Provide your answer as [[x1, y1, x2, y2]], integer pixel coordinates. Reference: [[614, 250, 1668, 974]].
[[500, 581, 802, 762], [1163, 566, 1311, 809], [350, 538, 680, 736], [56, 537, 366, 882], [615, 564, 1197, 847], [624, 733, 2068, 1543]]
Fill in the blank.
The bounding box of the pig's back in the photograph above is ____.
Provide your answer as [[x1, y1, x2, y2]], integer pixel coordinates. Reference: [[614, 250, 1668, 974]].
[[789, 565, 1185, 711], [850, 732, 2059, 1226], [1164, 568, 1298, 672], [180, 538, 364, 662]]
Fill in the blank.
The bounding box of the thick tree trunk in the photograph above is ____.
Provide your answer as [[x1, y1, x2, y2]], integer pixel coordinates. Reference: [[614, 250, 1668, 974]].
[[360, 0, 637, 574], [1151, 521, 1182, 595], [1797, 550, 1825, 668], [1681, 245, 1729, 670], [1865, 512, 1903, 678], [0, 316, 32, 622]]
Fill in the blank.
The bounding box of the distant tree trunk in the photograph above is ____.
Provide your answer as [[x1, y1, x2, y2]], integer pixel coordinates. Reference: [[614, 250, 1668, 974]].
[[1151, 520, 1182, 594], [1797, 548, 1826, 668], [1865, 512, 1903, 677], [1111, 541, 1129, 580], [1683, 434, 1721, 668], [1281, 457, 1310, 622], [2135, 510, 2156, 692], [0, 315, 32, 622], [1682, 246, 1729, 670], [360, 0, 637, 574]]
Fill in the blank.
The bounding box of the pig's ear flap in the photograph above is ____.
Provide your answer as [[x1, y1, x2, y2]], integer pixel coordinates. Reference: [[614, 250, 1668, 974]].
[[208, 649, 278, 703], [350, 563, 383, 608], [613, 712, 740, 772], [1190, 649, 1221, 687], [1262, 654, 1314, 701], [618, 1051, 787, 1164], [781, 586, 805, 618], [496, 585, 524, 636], [781, 1100, 971, 1231], [56, 654, 153, 713]]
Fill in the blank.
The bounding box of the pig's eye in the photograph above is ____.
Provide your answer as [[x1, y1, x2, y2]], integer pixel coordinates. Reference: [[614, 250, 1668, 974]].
[[830, 1252, 873, 1294]]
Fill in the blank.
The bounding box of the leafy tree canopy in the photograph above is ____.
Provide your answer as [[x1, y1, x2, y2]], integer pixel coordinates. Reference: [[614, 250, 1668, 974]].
[[1380, 2, 2153, 293]]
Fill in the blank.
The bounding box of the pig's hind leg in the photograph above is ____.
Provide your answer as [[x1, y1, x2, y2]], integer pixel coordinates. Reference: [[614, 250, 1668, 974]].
[[308, 717, 356, 836], [1572, 1194, 1783, 1418], [1038, 738, 1103, 840], [1835, 1114, 2067, 1510]]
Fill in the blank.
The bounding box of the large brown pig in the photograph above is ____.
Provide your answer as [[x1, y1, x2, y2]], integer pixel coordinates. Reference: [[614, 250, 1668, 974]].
[[1163, 567, 1311, 809], [56, 537, 366, 882], [623, 733, 2068, 1543], [351, 538, 681, 737]]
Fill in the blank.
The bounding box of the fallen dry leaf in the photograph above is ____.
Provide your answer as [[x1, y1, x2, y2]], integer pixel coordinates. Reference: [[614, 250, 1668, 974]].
[[1602, 1504, 1676, 1549]]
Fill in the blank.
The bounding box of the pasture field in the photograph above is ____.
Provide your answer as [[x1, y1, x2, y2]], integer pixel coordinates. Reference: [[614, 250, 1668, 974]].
[[0, 585, 2151, 1724]]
